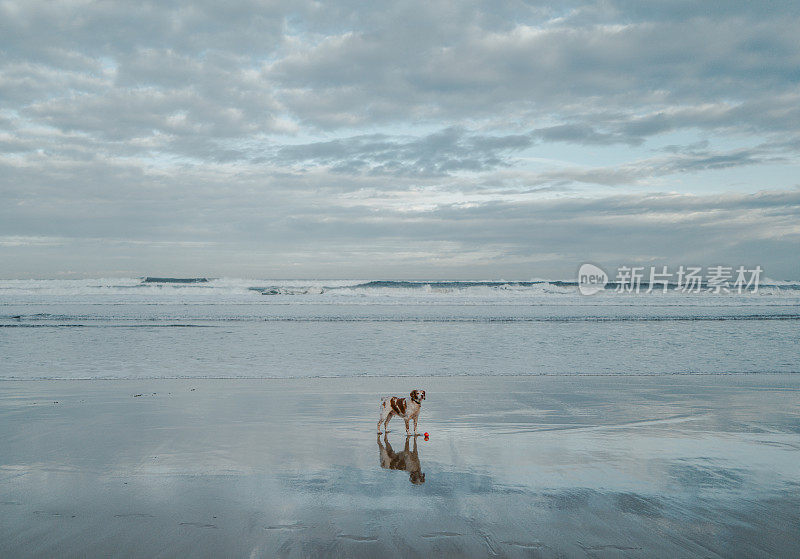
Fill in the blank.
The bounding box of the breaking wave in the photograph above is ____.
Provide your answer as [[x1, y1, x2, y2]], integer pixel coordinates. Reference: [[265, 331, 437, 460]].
[[0, 277, 798, 297]]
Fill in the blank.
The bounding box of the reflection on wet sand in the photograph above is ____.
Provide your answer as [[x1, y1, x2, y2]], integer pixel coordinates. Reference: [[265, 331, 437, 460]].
[[378, 434, 425, 484], [2, 376, 800, 558]]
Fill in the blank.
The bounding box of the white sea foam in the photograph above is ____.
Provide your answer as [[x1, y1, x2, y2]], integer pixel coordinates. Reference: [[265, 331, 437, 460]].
[[0, 277, 797, 304], [0, 278, 798, 380]]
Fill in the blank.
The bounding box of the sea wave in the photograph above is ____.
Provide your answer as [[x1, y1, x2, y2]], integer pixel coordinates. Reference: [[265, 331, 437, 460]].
[[0, 276, 800, 312], [1, 370, 797, 382], [2, 313, 800, 323], [1, 277, 798, 298]]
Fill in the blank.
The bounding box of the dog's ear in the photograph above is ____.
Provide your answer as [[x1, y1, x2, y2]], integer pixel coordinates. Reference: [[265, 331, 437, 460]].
[[421, 390, 426, 400], [410, 390, 417, 399]]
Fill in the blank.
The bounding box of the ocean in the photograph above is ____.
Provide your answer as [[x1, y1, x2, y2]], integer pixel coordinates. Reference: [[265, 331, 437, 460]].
[[1, 277, 799, 380], [2, 278, 800, 557]]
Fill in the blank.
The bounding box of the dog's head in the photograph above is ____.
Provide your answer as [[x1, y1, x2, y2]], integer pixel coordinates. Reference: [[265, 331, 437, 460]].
[[410, 389, 426, 403]]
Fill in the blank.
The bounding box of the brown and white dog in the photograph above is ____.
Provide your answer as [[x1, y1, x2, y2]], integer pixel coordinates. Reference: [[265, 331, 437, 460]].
[[377, 389, 426, 435]]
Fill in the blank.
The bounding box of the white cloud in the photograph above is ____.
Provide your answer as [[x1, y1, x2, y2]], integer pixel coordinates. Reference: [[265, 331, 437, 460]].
[[0, 0, 799, 277]]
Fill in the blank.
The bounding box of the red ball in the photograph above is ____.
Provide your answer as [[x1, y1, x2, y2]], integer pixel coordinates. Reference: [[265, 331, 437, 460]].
[[424, 432, 429, 437]]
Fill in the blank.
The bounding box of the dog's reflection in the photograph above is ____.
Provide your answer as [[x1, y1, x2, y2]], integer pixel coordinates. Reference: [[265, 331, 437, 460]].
[[377, 434, 426, 484]]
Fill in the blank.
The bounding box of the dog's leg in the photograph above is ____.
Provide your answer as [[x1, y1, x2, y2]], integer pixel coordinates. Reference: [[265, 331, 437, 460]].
[[384, 412, 393, 433], [404, 417, 410, 435], [413, 416, 418, 434]]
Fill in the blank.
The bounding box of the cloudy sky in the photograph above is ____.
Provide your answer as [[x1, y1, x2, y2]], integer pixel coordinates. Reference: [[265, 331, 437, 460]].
[[1, 0, 799, 279]]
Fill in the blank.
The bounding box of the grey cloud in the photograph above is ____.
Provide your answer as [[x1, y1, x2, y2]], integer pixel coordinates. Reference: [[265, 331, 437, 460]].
[[268, 130, 775, 183], [270, 14, 800, 129], [613, 95, 800, 140], [532, 124, 639, 146], [270, 189, 800, 276], [4, 163, 796, 277], [542, 143, 767, 188], [24, 59, 281, 142], [0, 58, 110, 104], [520, 94, 800, 149], [3, 1, 799, 134], [0, 0, 298, 58], [0, 126, 779, 213], [3, 1, 799, 151], [273, 127, 535, 176], [660, 140, 710, 154], [602, 1, 800, 23], [4, 136, 796, 244], [1, 0, 799, 278]]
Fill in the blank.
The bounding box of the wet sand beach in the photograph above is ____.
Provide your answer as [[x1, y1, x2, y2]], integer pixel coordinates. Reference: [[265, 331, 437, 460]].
[[1, 374, 799, 558]]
